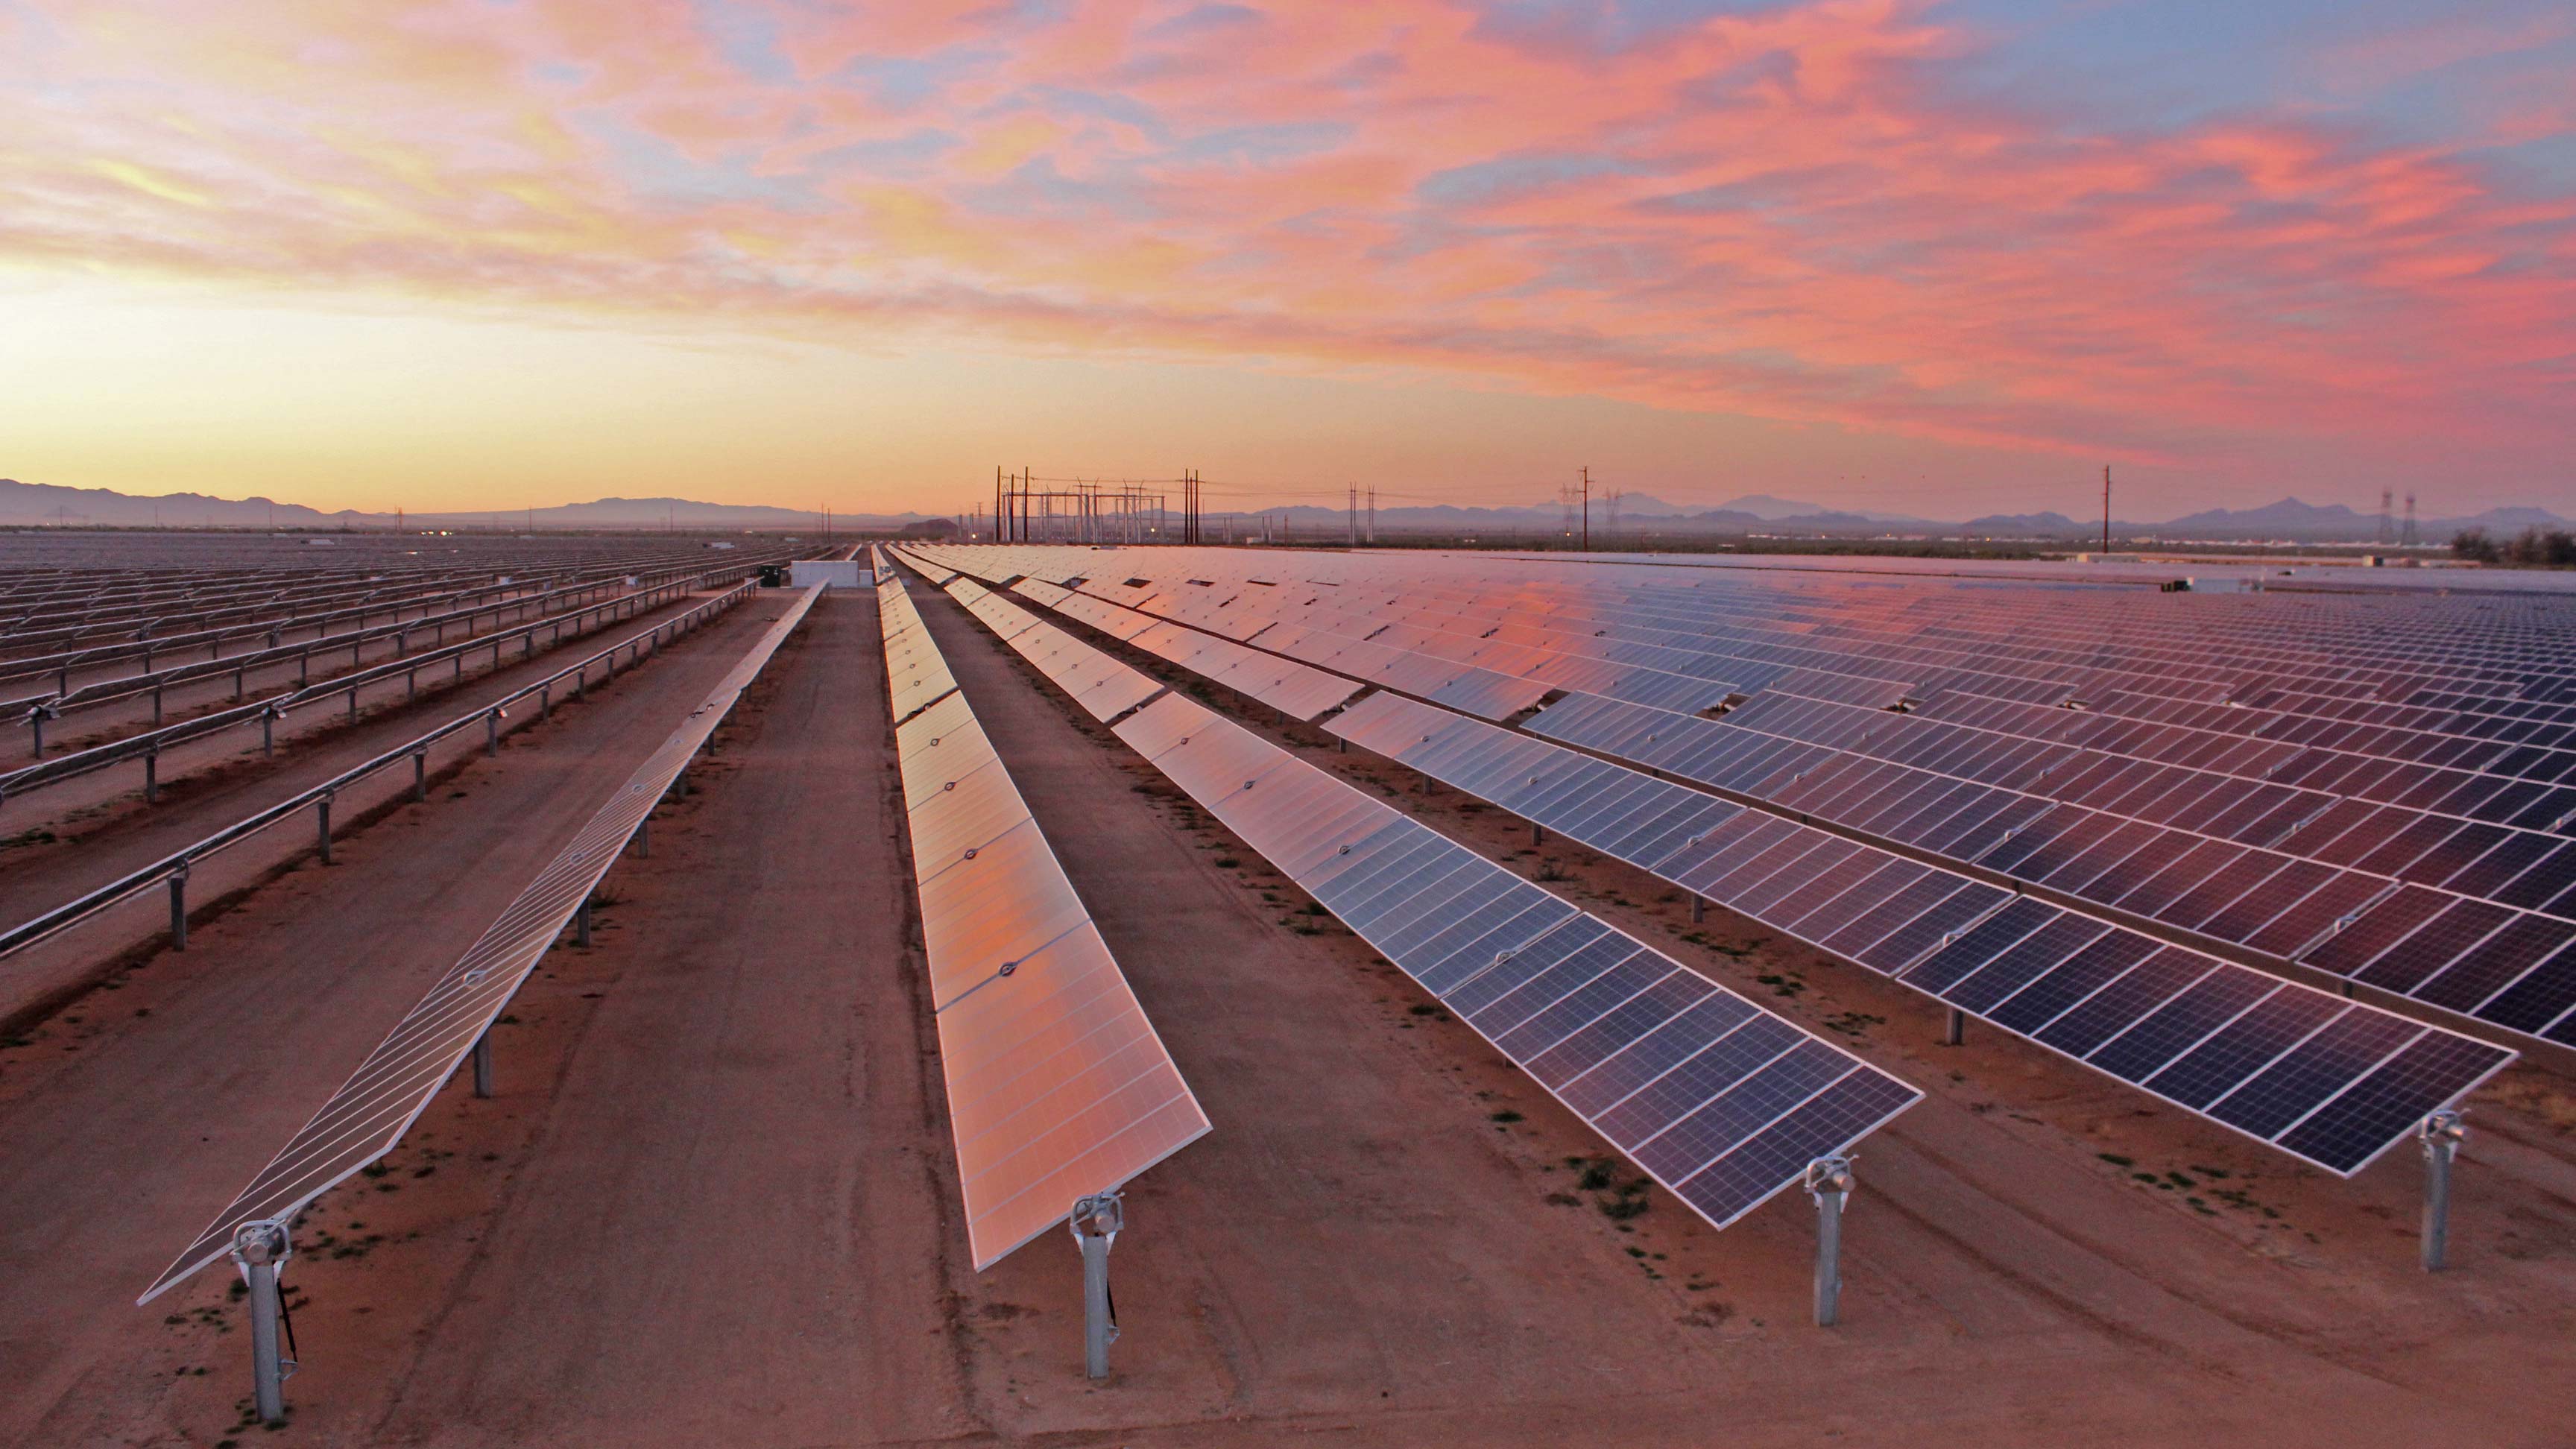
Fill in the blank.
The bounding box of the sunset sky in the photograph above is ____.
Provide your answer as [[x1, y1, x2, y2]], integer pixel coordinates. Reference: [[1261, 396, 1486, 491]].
[[4, 0, 2572, 520]]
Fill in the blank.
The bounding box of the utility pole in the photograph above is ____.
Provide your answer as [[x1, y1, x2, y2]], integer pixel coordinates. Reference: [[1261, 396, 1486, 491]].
[[2102, 465, 2112, 553], [2379, 488, 2394, 546], [2404, 492, 2419, 547], [1348, 483, 1357, 547], [1580, 466, 1591, 552], [1367, 485, 1377, 543]]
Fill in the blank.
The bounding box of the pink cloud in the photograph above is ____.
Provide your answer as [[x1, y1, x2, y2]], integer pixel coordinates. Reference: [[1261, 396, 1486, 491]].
[[4, 0, 2571, 485]]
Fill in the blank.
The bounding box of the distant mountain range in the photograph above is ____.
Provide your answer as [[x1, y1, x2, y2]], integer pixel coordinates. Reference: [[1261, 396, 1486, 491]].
[[0, 479, 925, 531], [1, 477, 2562, 544], [1250, 493, 2568, 543]]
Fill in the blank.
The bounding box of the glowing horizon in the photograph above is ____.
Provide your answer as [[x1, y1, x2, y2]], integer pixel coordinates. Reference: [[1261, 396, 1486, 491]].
[[3, 0, 2571, 520]]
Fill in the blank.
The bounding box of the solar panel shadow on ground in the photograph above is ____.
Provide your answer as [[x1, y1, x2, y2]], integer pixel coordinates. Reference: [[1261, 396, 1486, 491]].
[[138, 583, 826, 1306], [877, 571, 1209, 1271], [894, 553, 1924, 1234]]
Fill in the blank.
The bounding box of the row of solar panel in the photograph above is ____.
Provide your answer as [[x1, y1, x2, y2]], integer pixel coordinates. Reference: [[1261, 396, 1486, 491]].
[[1330, 690, 2513, 1176], [1529, 689, 2576, 1050], [877, 570, 1208, 1271], [902, 559, 1924, 1232], [142, 582, 828, 1304]]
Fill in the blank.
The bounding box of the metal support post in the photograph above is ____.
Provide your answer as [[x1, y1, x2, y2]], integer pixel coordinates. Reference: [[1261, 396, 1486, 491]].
[[539, 684, 549, 722], [1070, 1191, 1124, 1380], [1532, 821, 1544, 846], [2420, 1108, 2465, 1272], [346, 686, 358, 722], [486, 709, 500, 756], [575, 899, 593, 947], [28, 706, 45, 759], [262, 706, 278, 757], [1806, 1155, 1852, 1328], [144, 748, 159, 804], [675, 767, 690, 797], [1944, 1007, 1965, 1046], [1691, 895, 1705, 924], [230, 1221, 293, 1426], [316, 795, 333, 864], [634, 819, 650, 858], [471, 1031, 493, 1098], [153, 684, 164, 727], [413, 751, 428, 801], [168, 865, 189, 950]]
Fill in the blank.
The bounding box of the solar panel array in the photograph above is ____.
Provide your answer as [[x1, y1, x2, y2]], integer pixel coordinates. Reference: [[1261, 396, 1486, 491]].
[[139, 583, 826, 1305], [1328, 691, 2513, 1175], [900, 558, 1922, 1232], [903, 543, 2576, 1057], [877, 569, 1208, 1269]]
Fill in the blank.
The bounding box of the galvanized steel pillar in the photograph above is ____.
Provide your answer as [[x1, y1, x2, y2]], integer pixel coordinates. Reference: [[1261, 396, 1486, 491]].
[[2421, 1109, 2466, 1272], [1807, 1155, 1852, 1328], [230, 1221, 292, 1426], [1070, 1191, 1124, 1380], [471, 1032, 493, 1099]]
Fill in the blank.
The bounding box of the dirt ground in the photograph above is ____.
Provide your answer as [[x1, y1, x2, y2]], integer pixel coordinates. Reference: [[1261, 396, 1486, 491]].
[[3, 584, 2572, 1448]]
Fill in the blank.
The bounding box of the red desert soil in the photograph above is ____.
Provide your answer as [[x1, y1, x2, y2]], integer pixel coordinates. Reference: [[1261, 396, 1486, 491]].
[[1, 585, 2569, 1447]]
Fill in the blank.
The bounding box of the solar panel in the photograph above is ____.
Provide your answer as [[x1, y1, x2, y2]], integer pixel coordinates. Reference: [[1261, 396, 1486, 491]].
[[138, 584, 827, 1305], [877, 571, 1209, 1269]]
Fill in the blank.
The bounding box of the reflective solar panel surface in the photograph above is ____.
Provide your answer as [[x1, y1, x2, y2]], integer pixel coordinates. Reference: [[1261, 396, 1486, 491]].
[[905, 543, 2576, 1057], [139, 584, 827, 1304], [1326, 689, 2511, 1175], [878, 570, 1209, 1269], [897, 553, 1923, 1232]]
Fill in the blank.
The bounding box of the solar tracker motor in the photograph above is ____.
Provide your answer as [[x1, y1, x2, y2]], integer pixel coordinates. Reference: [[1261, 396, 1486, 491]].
[[229, 1220, 296, 1426], [1805, 1156, 1854, 1328], [1070, 1191, 1125, 1380]]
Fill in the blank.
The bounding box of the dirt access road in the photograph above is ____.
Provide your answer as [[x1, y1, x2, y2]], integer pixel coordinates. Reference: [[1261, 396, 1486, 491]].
[[8, 584, 2570, 1447]]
